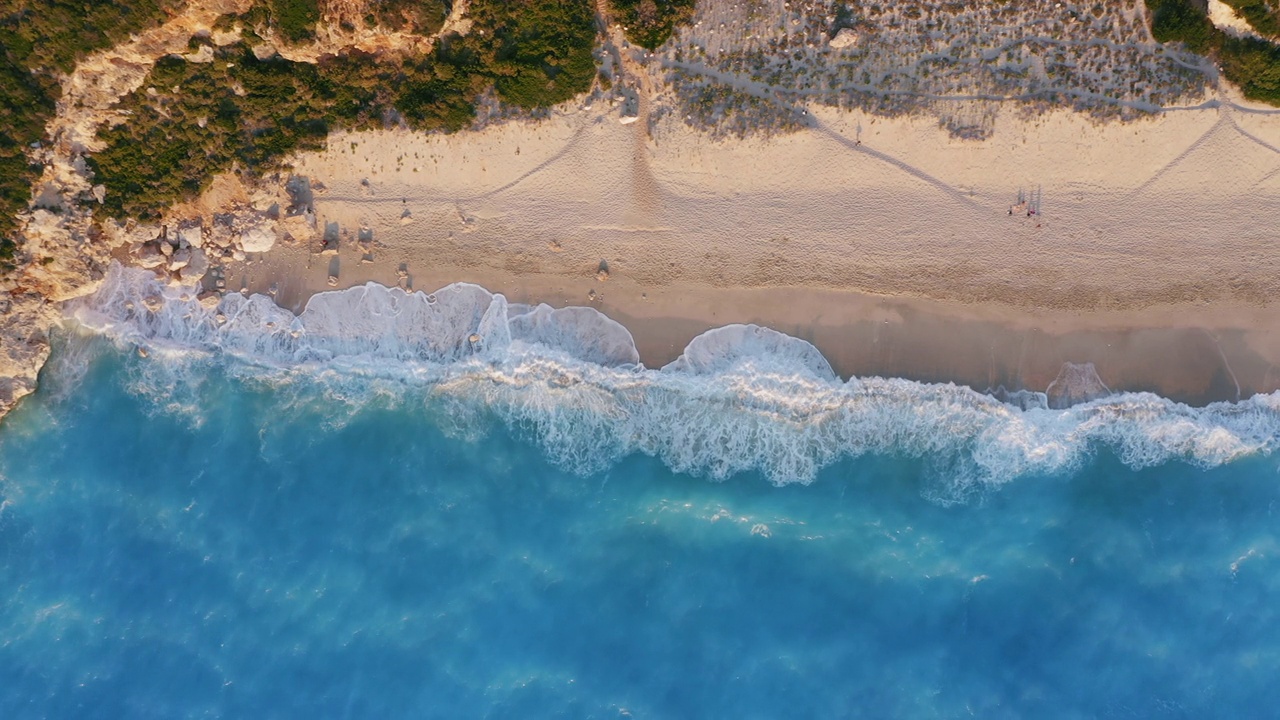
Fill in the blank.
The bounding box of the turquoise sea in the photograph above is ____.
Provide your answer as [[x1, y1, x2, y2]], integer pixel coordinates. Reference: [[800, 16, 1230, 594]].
[[2, 266, 1280, 717]]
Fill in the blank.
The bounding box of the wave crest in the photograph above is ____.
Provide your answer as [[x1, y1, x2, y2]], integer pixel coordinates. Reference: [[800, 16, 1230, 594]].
[[68, 265, 1280, 490]]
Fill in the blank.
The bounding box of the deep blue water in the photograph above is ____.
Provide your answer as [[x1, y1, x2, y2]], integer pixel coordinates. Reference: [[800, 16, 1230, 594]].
[[2, 345, 1280, 719]]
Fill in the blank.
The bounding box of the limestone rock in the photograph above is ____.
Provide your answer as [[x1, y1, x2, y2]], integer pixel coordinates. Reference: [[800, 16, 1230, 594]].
[[829, 28, 860, 49], [136, 242, 166, 269], [239, 222, 276, 253], [168, 246, 192, 271], [186, 44, 215, 63], [252, 43, 278, 60], [179, 248, 210, 283], [279, 213, 315, 243], [209, 217, 236, 249], [179, 224, 203, 248], [0, 292, 59, 423], [197, 291, 221, 309]]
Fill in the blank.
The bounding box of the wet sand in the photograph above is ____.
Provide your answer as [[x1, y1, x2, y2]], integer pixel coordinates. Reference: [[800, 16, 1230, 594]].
[[230, 248, 1280, 406]]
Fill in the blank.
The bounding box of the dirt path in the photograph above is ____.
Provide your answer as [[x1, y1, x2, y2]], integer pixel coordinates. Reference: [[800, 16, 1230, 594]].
[[594, 0, 662, 217]]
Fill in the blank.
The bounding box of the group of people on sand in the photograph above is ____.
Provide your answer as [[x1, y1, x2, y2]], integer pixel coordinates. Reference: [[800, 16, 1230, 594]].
[[1009, 187, 1041, 218]]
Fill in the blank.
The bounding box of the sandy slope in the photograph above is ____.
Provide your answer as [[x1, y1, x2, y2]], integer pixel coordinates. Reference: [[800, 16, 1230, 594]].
[[268, 92, 1279, 305]]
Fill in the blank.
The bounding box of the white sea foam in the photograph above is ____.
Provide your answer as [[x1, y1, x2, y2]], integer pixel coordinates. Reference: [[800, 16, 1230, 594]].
[[68, 264, 1280, 491]]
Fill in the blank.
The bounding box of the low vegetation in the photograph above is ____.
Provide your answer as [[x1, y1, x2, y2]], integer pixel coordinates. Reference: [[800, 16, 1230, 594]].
[[610, 0, 696, 50], [267, 0, 321, 42], [370, 0, 449, 35], [0, 52, 48, 266], [1147, 0, 1280, 105], [92, 44, 340, 220], [0, 0, 183, 267], [91, 0, 598, 220], [662, 0, 1207, 139]]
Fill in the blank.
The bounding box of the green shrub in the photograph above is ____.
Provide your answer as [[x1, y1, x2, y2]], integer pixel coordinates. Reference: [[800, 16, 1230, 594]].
[[1145, 0, 1280, 105], [1147, 0, 1219, 53], [468, 0, 598, 107], [90, 1, 600, 218], [1220, 35, 1280, 102], [267, 0, 320, 43], [1221, 0, 1280, 38], [0, 0, 184, 74], [89, 46, 336, 220], [610, 0, 696, 50], [372, 0, 449, 34], [0, 0, 183, 265]]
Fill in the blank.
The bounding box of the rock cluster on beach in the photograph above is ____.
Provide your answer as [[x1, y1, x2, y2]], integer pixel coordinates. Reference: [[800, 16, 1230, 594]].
[[0, 182, 312, 422], [120, 205, 303, 274]]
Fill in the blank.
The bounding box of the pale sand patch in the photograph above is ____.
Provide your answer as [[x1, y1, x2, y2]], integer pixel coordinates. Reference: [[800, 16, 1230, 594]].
[[1208, 0, 1269, 40], [221, 95, 1280, 402]]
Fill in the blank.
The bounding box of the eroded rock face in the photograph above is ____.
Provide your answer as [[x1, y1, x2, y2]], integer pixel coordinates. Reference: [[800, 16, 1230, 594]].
[[0, 208, 121, 423], [0, 292, 60, 421], [0, 185, 133, 423], [1, 1, 265, 423], [17, 209, 122, 302]]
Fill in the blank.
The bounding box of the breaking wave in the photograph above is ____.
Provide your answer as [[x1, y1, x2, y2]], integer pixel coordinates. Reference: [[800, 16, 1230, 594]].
[[66, 264, 1280, 492]]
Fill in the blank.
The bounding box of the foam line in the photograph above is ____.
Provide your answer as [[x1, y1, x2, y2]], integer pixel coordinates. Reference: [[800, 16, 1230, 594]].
[[68, 264, 1280, 489]]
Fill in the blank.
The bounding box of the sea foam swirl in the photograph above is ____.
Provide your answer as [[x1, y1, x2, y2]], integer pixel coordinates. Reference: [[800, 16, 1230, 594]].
[[67, 264, 1280, 491]]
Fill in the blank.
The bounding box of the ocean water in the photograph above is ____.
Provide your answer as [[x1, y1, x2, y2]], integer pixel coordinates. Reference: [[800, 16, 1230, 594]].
[[2, 267, 1280, 717]]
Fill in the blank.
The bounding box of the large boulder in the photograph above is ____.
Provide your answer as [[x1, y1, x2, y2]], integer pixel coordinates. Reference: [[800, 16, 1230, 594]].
[[135, 242, 166, 269], [168, 246, 192, 271], [179, 224, 203, 248], [240, 221, 276, 253], [279, 213, 316, 243], [179, 248, 210, 283]]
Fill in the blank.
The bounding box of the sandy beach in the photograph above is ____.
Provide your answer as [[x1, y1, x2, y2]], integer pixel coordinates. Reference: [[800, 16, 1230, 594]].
[[204, 83, 1280, 405]]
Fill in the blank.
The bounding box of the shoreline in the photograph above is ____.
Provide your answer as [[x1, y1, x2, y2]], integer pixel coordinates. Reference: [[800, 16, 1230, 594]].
[[10, 84, 1280, 419], [226, 256, 1279, 407]]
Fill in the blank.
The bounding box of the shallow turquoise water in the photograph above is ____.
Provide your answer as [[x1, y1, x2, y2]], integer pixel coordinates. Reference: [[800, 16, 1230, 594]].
[[2, 344, 1280, 718]]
